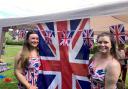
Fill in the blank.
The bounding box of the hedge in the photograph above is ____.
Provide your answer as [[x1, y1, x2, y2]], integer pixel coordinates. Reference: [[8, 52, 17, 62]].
[[90, 45, 98, 54], [6, 40, 24, 45]]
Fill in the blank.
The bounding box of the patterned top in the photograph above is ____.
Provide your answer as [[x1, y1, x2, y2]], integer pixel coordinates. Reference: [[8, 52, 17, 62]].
[[88, 61, 106, 89], [18, 57, 40, 89]]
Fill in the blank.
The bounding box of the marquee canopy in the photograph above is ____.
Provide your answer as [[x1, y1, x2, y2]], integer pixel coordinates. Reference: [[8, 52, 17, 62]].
[[0, 0, 128, 27]]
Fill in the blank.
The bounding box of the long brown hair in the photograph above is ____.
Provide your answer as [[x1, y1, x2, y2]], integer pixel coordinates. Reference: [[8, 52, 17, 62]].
[[18, 30, 39, 68]]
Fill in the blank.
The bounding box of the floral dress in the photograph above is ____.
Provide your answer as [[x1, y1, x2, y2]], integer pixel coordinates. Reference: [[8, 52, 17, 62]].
[[18, 57, 40, 89], [88, 61, 106, 89]]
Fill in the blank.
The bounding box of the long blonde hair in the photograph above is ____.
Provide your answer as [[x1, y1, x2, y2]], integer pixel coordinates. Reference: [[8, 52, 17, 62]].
[[17, 30, 39, 69]]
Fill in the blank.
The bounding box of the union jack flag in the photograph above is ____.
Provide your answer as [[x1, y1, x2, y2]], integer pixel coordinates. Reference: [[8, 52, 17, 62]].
[[60, 31, 72, 46], [18, 30, 26, 40], [36, 18, 91, 89], [82, 29, 94, 49], [109, 24, 125, 44], [44, 30, 53, 44]]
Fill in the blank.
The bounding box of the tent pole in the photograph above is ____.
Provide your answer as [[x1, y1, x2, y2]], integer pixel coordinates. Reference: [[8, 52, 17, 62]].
[[0, 27, 6, 59], [0, 27, 2, 59]]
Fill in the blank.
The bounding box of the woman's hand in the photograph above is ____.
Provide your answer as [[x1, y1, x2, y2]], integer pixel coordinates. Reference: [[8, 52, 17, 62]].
[[28, 85, 38, 89]]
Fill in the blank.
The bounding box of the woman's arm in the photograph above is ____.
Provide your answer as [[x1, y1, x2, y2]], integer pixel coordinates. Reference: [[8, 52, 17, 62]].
[[105, 59, 121, 89], [14, 54, 31, 89], [14, 53, 38, 89]]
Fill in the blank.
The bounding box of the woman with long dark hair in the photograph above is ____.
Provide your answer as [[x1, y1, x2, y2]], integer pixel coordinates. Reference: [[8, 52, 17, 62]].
[[88, 32, 121, 89]]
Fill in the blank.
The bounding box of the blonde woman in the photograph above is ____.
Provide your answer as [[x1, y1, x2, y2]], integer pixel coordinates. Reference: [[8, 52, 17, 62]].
[[14, 30, 40, 89]]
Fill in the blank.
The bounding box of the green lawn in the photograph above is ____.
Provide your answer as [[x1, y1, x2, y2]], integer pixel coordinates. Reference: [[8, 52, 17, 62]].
[[0, 45, 22, 89], [0, 45, 128, 89]]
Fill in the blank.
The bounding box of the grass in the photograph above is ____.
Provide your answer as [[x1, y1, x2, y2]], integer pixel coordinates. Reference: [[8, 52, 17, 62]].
[[0, 45, 22, 89], [0, 45, 128, 89]]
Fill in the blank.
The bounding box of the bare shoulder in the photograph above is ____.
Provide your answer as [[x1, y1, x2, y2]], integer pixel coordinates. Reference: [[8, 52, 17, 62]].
[[106, 58, 121, 75], [108, 58, 120, 68]]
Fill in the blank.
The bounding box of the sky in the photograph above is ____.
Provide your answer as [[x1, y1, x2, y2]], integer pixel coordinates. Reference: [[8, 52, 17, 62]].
[[0, 0, 127, 19]]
